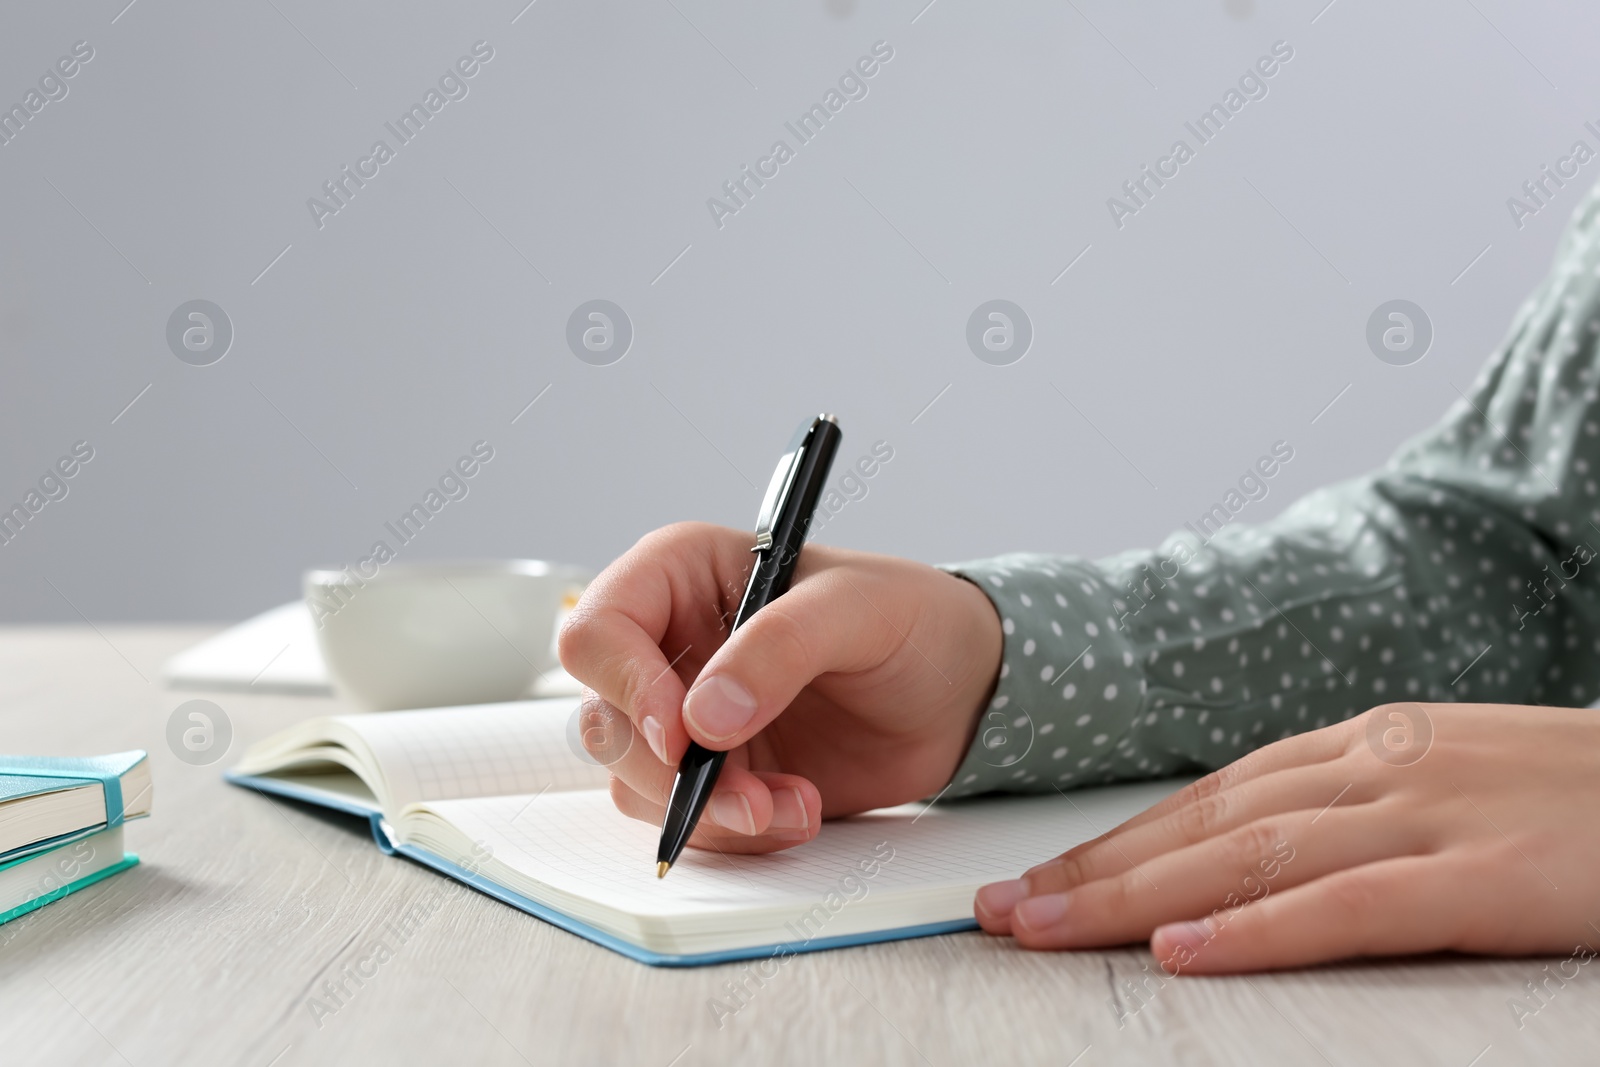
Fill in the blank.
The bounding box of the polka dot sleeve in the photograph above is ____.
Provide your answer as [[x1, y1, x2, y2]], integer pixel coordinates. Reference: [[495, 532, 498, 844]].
[[936, 181, 1600, 799]]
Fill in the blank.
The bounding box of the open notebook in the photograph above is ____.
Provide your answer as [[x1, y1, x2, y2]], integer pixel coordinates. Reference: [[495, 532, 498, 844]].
[[226, 699, 1184, 966]]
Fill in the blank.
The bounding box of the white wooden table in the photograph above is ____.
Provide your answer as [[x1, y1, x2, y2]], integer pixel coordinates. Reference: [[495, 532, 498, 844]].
[[0, 627, 1592, 1067]]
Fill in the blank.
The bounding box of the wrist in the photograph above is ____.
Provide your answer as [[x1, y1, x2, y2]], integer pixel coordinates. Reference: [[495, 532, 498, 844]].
[[944, 569, 1004, 781], [935, 554, 1148, 797]]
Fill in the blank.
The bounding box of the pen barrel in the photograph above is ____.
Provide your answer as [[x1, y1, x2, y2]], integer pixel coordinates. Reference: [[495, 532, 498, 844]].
[[732, 419, 843, 632], [657, 416, 842, 872], [657, 749, 724, 866]]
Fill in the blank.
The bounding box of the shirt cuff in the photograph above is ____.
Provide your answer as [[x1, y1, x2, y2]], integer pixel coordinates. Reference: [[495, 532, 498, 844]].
[[936, 553, 1148, 798]]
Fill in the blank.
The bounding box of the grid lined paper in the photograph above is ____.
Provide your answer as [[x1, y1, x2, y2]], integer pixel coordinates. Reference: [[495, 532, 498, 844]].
[[339, 700, 609, 807], [429, 779, 1185, 919]]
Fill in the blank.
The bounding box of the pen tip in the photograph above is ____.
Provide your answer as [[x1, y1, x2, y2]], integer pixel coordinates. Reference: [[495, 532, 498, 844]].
[[657, 861, 670, 879]]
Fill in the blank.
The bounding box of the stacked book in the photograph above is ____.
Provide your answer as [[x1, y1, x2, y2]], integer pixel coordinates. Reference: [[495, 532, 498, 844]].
[[0, 752, 150, 926]]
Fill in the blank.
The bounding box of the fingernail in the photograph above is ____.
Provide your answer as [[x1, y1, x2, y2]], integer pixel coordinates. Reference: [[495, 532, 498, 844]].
[[1013, 893, 1070, 931], [641, 716, 667, 763], [975, 879, 1026, 919], [1153, 920, 1212, 956], [683, 675, 759, 741], [710, 792, 756, 835], [770, 787, 809, 830]]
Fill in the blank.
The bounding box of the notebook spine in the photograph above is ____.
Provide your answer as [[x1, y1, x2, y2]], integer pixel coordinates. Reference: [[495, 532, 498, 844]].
[[370, 815, 399, 855]]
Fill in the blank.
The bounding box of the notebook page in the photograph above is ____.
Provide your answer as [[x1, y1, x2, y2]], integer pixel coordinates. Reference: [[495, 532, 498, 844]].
[[427, 778, 1186, 921], [339, 699, 611, 808]]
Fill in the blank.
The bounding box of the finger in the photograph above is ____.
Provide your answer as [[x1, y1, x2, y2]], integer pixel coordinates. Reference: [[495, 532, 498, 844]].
[[580, 686, 827, 841], [1146, 855, 1466, 974], [561, 603, 687, 762], [560, 531, 709, 761], [606, 769, 821, 852], [1019, 762, 1363, 896], [578, 691, 678, 804], [679, 570, 893, 751], [1010, 805, 1420, 950], [975, 879, 1029, 936], [580, 690, 826, 841], [650, 759, 776, 834], [1108, 723, 1354, 838], [753, 772, 822, 837]]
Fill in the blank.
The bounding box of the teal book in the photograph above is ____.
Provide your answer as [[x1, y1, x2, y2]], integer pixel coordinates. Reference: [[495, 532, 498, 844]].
[[225, 701, 1182, 966], [0, 825, 137, 927], [0, 751, 150, 863], [0, 751, 149, 926]]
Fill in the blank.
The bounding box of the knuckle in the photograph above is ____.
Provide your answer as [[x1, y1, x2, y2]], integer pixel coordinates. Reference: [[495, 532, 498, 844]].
[[1356, 701, 1413, 737], [1091, 867, 1136, 916], [1362, 701, 1403, 723], [640, 520, 721, 556], [614, 655, 651, 717], [1176, 789, 1230, 844], [556, 608, 596, 662], [749, 603, 815, 678], [1229, 820, 1287, 879], [1323, 871, 1386, 934], [1351, 703, 1387, 740], [1185, 768, 1229, 807], [1038, 848, 1094, 893], [639, 520, 696, 548], [1058, 848, 1095, 889]]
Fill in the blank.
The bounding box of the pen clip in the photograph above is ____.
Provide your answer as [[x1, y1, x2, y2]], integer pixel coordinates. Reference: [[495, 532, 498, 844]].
[[752, 419, 815, 552]]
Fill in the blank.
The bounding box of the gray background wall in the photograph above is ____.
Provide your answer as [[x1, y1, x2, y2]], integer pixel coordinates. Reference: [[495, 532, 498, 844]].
[[2, 0, 1595, 622]]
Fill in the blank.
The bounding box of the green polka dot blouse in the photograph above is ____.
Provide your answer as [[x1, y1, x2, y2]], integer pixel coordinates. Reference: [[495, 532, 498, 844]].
[[938, 183, 1600, 799]]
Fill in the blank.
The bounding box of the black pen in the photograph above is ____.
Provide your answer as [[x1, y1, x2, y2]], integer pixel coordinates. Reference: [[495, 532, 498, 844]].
[[656, 414, 843, 878]]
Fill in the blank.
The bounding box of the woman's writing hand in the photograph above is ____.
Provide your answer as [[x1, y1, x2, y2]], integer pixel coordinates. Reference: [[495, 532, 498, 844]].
[[559, 523, 1002, 853]]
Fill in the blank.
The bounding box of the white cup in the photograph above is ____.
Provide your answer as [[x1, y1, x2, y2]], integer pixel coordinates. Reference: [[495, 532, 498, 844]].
[[304, 559, 592, 711]]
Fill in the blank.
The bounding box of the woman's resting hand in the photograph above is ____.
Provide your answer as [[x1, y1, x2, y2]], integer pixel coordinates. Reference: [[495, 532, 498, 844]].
[[976, 703, 1600, 973]]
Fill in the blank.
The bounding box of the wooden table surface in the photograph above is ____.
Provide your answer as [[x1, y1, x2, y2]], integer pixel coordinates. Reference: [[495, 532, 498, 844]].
[[0, 626, 1594, 1067]]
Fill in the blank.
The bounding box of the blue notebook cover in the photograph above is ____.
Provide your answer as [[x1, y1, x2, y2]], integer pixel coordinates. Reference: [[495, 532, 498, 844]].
[[225, 769, 978, 967]]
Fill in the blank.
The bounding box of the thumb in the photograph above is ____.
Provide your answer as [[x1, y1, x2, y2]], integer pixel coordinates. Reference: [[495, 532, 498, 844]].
[[680, 571, 891, 749]]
